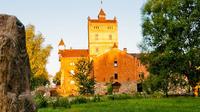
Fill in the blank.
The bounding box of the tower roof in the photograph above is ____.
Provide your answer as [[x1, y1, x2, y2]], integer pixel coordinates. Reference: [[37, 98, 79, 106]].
[[98, 9, 106, 16], [59, 39, 65, 46], [98, 8, 106, 20], [113, 42, 118, 48]]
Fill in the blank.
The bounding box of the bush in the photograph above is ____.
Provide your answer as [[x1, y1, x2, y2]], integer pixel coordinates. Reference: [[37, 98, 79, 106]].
[[48, 97, 71, 109], [91, 95, 101, 102], [107, 83, 113, 95], [106, 94, 133, 100], [34, 94, 48, 108], [70, 96, 88, 104]]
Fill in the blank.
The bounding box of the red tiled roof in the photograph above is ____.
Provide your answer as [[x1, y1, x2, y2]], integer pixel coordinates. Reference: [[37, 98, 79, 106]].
[[59, 49, 89, 57]]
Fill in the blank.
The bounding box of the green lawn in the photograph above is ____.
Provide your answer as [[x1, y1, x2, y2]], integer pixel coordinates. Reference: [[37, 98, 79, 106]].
[[39, 97, 200, 112]]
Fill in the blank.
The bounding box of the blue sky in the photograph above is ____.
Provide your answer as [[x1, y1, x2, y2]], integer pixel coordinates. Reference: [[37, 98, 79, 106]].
[[0, 0, 147, 75]]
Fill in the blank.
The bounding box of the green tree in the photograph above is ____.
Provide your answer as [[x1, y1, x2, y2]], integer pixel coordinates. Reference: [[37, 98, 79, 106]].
[[26, 24, 52, 90], [140, 0, 200, 94], [53, 71, 61, 86], [73, 58, 95, 95]]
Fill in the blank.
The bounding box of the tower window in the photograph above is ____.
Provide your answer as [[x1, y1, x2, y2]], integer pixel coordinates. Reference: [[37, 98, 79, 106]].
[[96, 48, 99, 52], [70, 70, 75, 75], [114, 73, 118, 79], [109, 34, 112, 40], [139, 72, 144, 79], [95, 34, 98, 40], [114, 60, 118, 67]]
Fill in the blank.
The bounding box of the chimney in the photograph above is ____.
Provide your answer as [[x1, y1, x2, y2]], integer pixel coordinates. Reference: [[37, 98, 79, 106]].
[[123, 48, 127, 53]]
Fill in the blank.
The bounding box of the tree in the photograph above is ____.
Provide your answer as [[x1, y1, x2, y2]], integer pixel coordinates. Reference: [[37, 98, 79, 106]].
[[26, 24, 52, 90], [73, 58, 95, 95], [140, 0, 200, 94], [53, 71, 61, 86]]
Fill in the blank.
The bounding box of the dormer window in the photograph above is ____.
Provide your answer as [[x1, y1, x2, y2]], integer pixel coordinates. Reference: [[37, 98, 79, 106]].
[[114, 60, 118, 67]]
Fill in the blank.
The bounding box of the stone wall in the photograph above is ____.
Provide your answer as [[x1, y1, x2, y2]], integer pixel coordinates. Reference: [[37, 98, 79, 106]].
[[0, 14, 35, 112]]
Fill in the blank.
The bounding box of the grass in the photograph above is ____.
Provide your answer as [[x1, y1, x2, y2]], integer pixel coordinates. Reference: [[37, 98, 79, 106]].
[[39, 97, 200, 112]]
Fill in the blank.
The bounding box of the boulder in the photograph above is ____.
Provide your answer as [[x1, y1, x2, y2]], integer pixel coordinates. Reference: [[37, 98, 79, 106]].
[[0, 14, 36, 112]]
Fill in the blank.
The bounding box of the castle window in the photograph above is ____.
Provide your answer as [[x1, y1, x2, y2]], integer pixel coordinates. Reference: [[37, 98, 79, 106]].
[[109, 34, 112, 40], [114, 60, 118, 67], [70, 62, 75, 66], [95, 34, 98, 40], [70, 70, 75, 75], [139, 72, 144, 79], [96, 48, 99, 52], [114, 73, 118, 79]]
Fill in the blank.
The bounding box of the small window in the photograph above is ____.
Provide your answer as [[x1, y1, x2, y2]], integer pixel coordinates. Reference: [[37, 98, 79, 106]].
[[95, 34, 98, 40], [114, 60, 118, 67], [139, 72, 144, 79], [96, 48, 99, 52], [70, 62, 75, 66], [109, 34, 112, 40], [70, 70, 75, 75], [114, 73, 118, 79]]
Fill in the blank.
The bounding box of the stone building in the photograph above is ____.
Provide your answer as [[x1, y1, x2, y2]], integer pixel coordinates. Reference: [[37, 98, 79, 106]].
[[58, 8, 148, 96]]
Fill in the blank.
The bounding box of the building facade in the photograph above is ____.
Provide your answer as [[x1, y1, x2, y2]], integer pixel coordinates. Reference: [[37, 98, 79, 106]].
[[58, 8, 148, 96]]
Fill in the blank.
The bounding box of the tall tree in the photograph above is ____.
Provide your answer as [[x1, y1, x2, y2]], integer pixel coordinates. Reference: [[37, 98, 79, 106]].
[[73, 58, 95, 95], [140, 0, 200, 93], [26, 24, 52, 90]]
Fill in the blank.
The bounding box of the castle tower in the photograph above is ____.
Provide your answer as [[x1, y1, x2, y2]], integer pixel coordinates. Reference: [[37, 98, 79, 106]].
[[88, 8, 118, 58], [58, 38, 66, 50]]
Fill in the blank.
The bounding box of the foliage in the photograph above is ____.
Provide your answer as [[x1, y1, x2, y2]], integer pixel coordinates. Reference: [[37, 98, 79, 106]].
[[49, 97, 71, 109], [70, 96, 88, 104], [143, 73, 189, 96], [107, 83, 113, 95], [140, 0, 200, 92], [34, 94, 48, 108], [106, 94, 132, 100], [91, 95, 101, 102], [73, 58, 95, 95], [53, 71, 61, 86], [25, 24, 52, 90]]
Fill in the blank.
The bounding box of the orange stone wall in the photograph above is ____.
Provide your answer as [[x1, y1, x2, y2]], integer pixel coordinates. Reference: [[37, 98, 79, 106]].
[[93, 48, 148, 83]]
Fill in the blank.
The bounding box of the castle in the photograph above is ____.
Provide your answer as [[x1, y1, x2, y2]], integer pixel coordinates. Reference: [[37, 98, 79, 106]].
[[58, 8, 148, 96]]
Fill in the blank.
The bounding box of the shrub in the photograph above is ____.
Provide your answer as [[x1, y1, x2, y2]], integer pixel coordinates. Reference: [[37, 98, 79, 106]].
[[107, 83, 113, 95], [71, 96, 88, 104], [91, 95, 101, 102], [106, 94, 133, 100], [50, 97, 71, 109], [34, 94, 48, 108]]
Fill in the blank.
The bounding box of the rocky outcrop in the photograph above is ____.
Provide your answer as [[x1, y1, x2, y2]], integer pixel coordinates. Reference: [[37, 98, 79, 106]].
[[0, 14, 36, 112]]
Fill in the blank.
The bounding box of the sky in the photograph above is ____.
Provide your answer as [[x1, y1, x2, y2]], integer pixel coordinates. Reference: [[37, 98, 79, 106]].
[[0, 0, 147, 75]]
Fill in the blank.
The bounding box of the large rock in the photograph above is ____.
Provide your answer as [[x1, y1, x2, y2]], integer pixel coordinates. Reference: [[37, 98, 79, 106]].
[[0, 14, 36, 112]]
